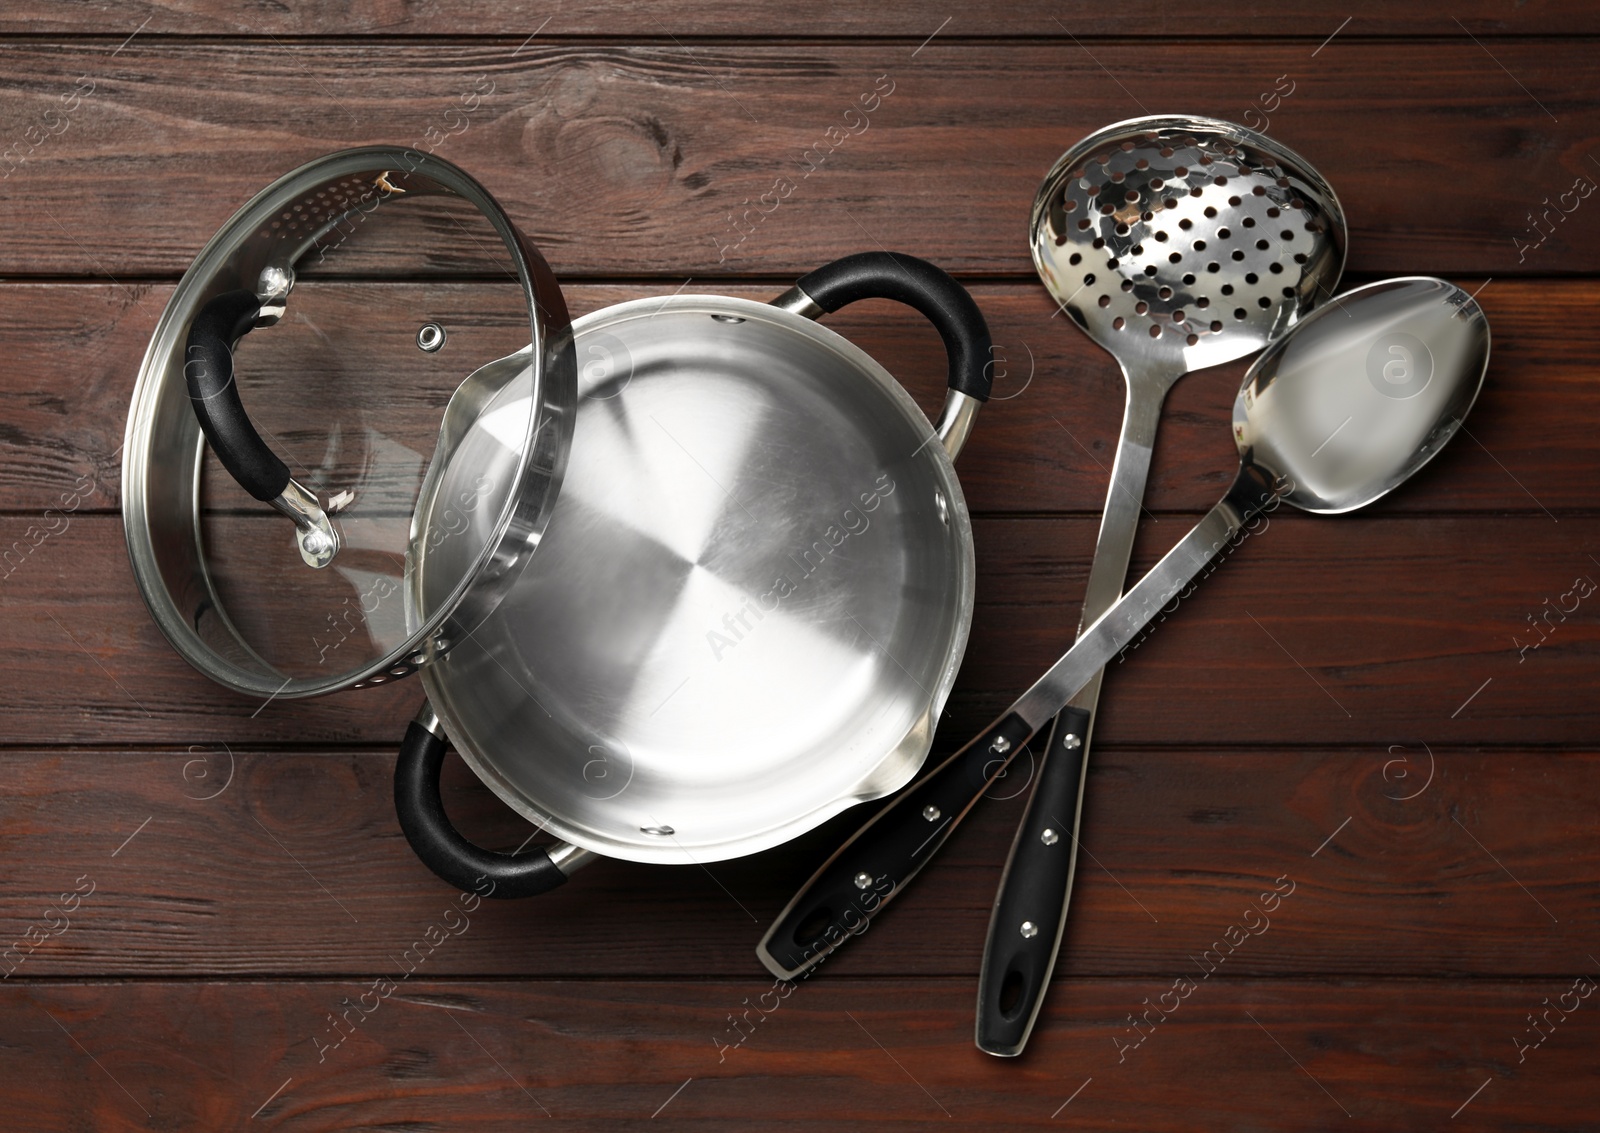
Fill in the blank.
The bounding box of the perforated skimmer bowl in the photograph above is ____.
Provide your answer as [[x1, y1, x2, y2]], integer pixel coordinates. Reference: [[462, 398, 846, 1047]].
[[1032, 115, 1345, 369]]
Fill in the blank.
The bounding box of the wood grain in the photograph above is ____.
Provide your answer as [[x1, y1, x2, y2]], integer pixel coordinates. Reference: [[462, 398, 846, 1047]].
[[0, 279, 1590, 516], [5, 3, 1597, 38], [0, 42, 1594, 278], [1, 9, 1597, 1131], [1, 977, 1595, 1130], [2, 513, 1593, 747], [0, 746, 1592, 979]]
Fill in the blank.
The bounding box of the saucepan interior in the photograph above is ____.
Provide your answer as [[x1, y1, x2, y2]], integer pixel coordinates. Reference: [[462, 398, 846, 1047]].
[[420, 295, 974, 864]]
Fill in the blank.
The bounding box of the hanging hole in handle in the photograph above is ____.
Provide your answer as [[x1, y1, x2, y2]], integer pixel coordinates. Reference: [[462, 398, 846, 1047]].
[[999, 965, 1027, 1018], [793, 905, 834, 945]]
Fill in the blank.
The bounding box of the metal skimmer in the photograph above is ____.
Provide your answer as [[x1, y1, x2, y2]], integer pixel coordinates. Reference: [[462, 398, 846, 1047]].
[[1032, 114, 1345, 363], [975, 116, 1348, 1055]]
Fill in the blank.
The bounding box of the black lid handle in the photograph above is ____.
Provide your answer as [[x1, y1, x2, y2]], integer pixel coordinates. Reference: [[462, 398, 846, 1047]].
[[184, 288, 340, 567]]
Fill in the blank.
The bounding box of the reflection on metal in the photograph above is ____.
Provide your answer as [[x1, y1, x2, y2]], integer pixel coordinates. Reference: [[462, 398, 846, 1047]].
[[1031, 115, 1346, 378], [548, 842, 597, 876], [271, 476, 340, 568], [417, 322, 447, 353], [1012, 276, 1490, 730], [934, 390, 980, 460], [769, 284, 823, 319], [255, 265, 294, 326], [424, 295, 975, 866], [122, 147, 576, 699]]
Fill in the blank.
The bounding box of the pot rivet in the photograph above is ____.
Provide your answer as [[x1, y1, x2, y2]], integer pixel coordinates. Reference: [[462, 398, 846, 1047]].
[[1063, 733, 1082, 750], [1020, 921, 1039, 939], [922, 805, 941, 822], [417, 322, 446, 352], [1040, 828, 1059, 846], [990, 735, 1012, 755], [641, 825, 675, 836], [853, 871, 873, 890]]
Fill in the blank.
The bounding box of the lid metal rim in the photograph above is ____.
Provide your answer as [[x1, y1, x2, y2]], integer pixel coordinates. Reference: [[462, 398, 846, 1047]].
[[123, 145, 575, 700]]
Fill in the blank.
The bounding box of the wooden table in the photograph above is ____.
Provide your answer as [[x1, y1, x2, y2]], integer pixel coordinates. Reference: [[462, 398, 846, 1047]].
[[3, 5, 1598, 1128]]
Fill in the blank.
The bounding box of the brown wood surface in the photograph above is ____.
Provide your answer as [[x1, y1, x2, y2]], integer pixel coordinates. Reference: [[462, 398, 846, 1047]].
[[3, 513, 1596, 746], [0, 746, 1593, 979], [2, 280, 1595, 516], [3, 978, 1598, 1131], [0, 41, 1597, 279], [6, 3, 1600, 38], [2, 7, 1597, 1131]]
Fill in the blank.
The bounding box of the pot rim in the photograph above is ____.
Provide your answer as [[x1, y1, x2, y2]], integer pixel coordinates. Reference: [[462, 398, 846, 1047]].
[[423, 291, 977, 865]]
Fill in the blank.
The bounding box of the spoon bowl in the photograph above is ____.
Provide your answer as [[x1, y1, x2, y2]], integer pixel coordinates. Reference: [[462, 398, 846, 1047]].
[[1009, 274, 1492, 729], [1236, 277, 1491, 514]]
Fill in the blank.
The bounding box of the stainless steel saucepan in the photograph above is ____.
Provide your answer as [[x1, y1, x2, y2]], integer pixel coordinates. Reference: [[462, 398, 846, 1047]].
[[394, 253, 994, 893], [123, 145, 994, 897]]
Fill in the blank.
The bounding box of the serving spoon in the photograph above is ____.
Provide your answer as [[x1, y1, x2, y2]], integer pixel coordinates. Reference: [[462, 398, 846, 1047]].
[[756, 278, 1491, 1035]]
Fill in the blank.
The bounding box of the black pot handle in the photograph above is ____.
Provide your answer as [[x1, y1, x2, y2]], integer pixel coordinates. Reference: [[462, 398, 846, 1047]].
[[394, 716, 577, 899], [789, 252, 994, 404], [184, 288, 342, 567]]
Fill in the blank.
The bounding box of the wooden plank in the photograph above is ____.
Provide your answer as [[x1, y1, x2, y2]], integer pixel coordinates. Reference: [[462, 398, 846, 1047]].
[[0, 746, 1594, 979], [0, 279, 1589, 515], [0, 42, 1595, 278], [0, 16, 1587, 1133], [4, 3, 1597, 38], [2, 513, 1595, 747], [0, 977, 1594, 1129]]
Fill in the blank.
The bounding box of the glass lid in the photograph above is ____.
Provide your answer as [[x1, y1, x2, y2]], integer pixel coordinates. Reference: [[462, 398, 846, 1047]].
[[123, 147, 576, 699]]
